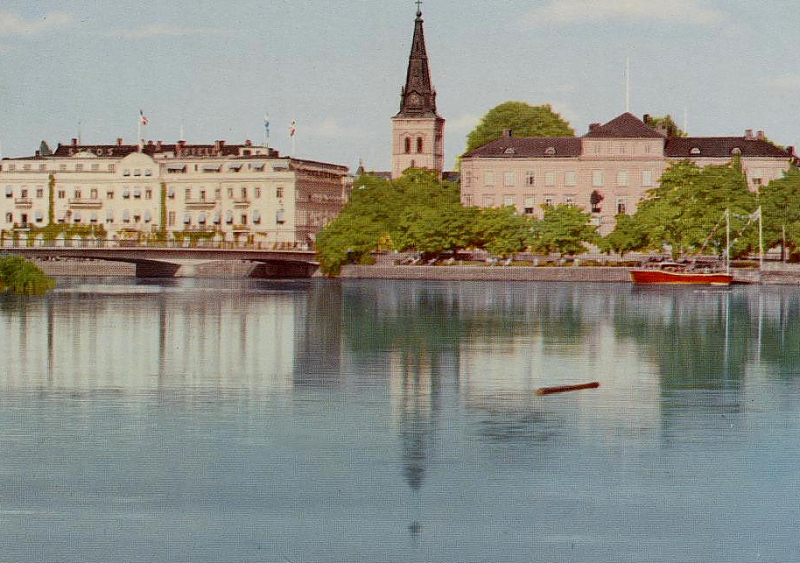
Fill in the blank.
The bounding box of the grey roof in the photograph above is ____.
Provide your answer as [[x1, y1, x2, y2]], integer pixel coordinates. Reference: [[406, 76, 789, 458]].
[[462, 137, 581, 158], [584, 112, 665, 139], [665, 137, 794, 159]]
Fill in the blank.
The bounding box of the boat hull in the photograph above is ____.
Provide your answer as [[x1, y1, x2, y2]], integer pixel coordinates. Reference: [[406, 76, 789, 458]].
[[630, 269, 733, 285]]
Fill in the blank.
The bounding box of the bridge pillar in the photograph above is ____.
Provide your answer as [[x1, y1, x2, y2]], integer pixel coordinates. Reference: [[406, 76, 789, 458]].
[[250, 261, 319, 278], [134, 261, 182, 278]]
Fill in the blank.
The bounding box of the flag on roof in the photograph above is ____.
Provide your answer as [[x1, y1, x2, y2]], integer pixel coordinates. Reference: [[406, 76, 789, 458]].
[[289, 120, 296, 137], [140, 110, 149, 126]]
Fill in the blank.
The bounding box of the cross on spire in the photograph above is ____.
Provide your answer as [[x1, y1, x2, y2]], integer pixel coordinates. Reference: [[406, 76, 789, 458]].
[[415, 0, 422, 16]]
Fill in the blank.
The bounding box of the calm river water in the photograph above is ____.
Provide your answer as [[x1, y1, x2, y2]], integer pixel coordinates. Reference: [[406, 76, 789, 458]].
[[2, 278, 800, 562]]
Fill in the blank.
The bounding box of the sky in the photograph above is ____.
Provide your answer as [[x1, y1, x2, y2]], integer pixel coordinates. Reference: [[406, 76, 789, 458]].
[[0, 1, 799, 172]]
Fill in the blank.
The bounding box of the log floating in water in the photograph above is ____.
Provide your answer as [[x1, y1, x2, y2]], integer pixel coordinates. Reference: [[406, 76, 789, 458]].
[[535, 382, 600, 395]]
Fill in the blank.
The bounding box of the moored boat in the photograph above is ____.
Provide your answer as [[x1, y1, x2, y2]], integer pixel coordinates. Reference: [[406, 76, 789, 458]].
[[629, 262, 733, 285]]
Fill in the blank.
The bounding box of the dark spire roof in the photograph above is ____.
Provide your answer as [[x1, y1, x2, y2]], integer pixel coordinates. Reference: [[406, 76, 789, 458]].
[[396, 7, 439, 118], [584, 112, 665, 139]]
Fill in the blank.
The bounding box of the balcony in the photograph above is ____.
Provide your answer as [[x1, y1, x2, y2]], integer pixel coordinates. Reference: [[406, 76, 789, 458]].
[[232, 197, 251, 208], [69, 198, 103, 209], [14, 198, 33, 209], [184, 198, 217, 209]]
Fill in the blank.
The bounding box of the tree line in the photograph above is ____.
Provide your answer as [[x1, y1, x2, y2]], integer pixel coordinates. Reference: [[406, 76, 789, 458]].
[[316, 160, 800, 276]]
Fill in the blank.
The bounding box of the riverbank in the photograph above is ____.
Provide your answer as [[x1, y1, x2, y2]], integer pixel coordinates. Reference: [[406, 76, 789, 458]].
[[27, 257, 800, 284]]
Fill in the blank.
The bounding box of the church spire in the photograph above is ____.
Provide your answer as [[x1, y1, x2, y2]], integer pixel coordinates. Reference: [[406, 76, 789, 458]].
[[397, 3, 438, 117]]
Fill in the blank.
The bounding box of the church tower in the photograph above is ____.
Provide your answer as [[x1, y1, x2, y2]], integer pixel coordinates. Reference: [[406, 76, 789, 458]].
[[391, 5, 445, 179]]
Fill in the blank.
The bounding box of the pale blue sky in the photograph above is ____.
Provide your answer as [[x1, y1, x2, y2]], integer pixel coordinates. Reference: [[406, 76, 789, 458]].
[[1, 1, 798, 172]]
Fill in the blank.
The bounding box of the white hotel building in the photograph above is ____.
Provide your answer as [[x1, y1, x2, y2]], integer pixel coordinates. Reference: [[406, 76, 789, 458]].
[[0, 138, 350, 246]]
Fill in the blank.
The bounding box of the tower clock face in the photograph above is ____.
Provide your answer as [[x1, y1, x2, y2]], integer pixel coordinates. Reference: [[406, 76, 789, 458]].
[[408, 93, 421, 107]]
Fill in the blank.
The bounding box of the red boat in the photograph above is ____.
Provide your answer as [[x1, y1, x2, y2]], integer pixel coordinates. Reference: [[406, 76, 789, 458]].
[[629, 262, 733, 285]]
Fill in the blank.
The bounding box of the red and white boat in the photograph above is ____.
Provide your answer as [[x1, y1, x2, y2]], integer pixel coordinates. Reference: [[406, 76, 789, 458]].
[[629, 261, 733, 285]]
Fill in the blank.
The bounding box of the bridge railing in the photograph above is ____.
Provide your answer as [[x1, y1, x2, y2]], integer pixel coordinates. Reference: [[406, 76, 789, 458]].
[[0, 237, 314, 252]]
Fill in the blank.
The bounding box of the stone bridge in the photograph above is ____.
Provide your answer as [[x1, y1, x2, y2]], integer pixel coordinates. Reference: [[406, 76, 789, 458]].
[[2, 244, 319, 278]]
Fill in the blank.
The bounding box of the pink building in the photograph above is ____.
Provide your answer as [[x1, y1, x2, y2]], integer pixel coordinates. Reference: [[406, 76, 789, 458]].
[[460, 112, 797, 233]]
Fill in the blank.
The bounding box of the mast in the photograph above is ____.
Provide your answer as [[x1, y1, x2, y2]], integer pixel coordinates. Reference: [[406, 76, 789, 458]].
[[725, 209, 731, 274], [759, 206, 764, 270]]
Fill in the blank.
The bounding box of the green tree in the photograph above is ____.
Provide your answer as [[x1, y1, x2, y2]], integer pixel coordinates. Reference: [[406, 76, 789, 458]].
[[393, 203, 477, 259], [465, 101, 574, 153], [759, 166, 800, 260], [474, 206, 532, 258], [0, 256, 55, 295], [600, 213, 649, 257], [315, 169, 462, 275], [530, 204, 598, 256], [633, 160, 756, 257], [644, 114, 687, 137]]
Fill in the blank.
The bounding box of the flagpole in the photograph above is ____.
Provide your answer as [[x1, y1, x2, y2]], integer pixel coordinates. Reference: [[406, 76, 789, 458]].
[[759, 206, 763, 271], [138, 113, 142, 152]]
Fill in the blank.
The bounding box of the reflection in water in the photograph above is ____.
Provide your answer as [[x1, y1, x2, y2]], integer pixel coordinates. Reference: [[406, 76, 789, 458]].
[[3, 280, 800, 562]]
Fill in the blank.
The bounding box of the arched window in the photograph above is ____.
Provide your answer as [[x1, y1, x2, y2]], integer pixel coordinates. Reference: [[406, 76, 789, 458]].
[[404, 137, 411, 154], [416, 137, 423, 153]]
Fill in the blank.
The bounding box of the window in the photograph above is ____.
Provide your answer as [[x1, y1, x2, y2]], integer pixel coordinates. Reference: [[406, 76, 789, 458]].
[[227, 188, 234, 198], [503, 195, 515, 206], [107, 190, 114, 199], [199, 190, 206, 201], [123, 169, 130, 176], [482, 195, 495, 207], [240, 214, 248, 225], [503, 171, 515, 187], [690, 147, 701, 155], [4, 212, 11, 223], [90, 189, 98, 199], [91, 163, 99, 171], [144, 169, 152, 176], [416, 137, 423, 153], [592, 170, 604, 187], [59, 164, 67, 171], [617, 170, 628, 187], [564, 170, 576, 187], [617, 197, 627, 215], [185, 188, 192, 199], [462, 194, 473, 206], [525, 171, 535, 186], [4, 187, 11, 198], [241, 187, 248, 199], [276, 186, 284, 198], [39, 164, 46, 171], [545, 146, 556, 156], [58, 190, 66, 199], [168, 212, 175, 226], [642, 170, 653, 187], [108, 164, 115, 172], [485, 171, 494, 186], [75, 164, 83, 172], [565, 195, 575, 206], [36, 189, 43, 198], [74, 189, 82, 199], [145, 189, 152, 199], [106, 211, 114, 224], [404, 137, 411, 154], [215, 188, 221, 199], [20, 189, 27, 198], [545, 171, 555, 186], [133, 169, 141, 176], [255, 187, 261, 198], [524, 196, 535, 215], [544, 195, 555, 207]]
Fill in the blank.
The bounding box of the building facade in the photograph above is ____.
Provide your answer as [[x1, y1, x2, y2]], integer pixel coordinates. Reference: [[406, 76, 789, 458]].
[[460, 112, 797, 233], [0, 139, 349, 247], [390, 7, 445, 179]]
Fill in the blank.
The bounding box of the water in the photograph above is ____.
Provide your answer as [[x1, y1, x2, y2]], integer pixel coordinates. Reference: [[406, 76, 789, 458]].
[[2, 278, 800, 562]]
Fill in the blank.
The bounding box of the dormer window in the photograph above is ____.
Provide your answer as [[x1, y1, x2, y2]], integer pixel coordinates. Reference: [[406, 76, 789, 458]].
[[690, 147, 701, 155], [545, 147, 556, 156], [731, 147, 742, 155], [504, 147, 515, 155]]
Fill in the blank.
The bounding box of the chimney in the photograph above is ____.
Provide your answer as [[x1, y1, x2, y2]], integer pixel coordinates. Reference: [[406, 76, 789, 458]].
[[156, 140, 162, 150], [589, 123, 600, 132], [117, 137, 123, 146], [245, 139, 252, 147], [756, 130, 765, 140], [71, 138, 78, 147], [787, 146, 795, 155], [745, 129, 754, 140], [643, 114, 651, 125], [502, 129, 512, 138]]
